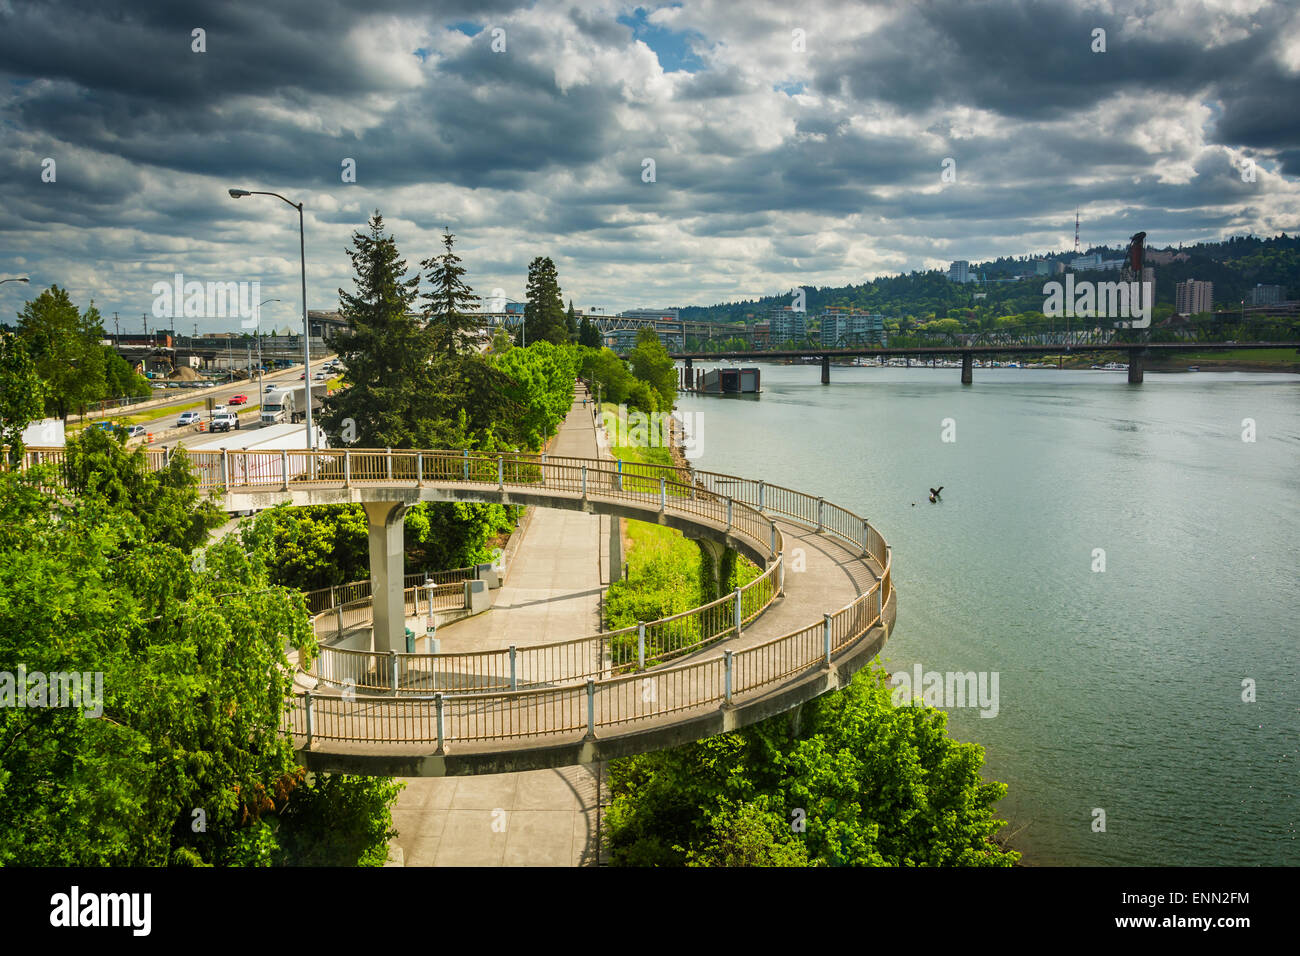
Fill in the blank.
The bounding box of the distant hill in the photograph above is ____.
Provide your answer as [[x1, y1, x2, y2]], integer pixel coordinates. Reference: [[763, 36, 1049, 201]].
[[673, 233, 1300, 324]]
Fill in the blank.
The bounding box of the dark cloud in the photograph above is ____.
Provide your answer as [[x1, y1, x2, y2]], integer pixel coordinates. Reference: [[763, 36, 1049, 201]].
[[0, 0, 1296, 322]]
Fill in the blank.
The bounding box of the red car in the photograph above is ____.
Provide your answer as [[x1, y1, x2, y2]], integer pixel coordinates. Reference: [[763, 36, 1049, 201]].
[[229, 394, 248, 406]]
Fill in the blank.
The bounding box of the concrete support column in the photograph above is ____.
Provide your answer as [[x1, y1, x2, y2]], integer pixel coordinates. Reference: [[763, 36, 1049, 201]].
[[1128, 349, 1144, 384], [362, 501, 408, 655], [961, 351, 973, 385], [820, 354, 830, 384]]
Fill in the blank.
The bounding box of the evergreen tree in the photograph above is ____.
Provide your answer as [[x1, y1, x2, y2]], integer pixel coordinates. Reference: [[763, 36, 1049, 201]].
[[420, 229, 481, 357], [320, 212, 428, 447], [522, 257, 568, 345], [566, 299, 578, 339], [578, 315, 601, 348]]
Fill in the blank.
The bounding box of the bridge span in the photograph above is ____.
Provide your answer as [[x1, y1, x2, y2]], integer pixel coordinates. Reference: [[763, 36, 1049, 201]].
[[18, 434, 895, 777]]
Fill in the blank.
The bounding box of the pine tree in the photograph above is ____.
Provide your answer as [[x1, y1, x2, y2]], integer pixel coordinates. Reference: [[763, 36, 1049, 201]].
[[420, 230, 481, 357], [522, 257, 568, 346], [566, 299, 578, 339], [321, 211, 427, 447], [578, 315, 601, 348]]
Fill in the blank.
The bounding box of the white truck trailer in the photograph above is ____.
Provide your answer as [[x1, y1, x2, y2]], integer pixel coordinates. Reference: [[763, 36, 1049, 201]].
[[261, 383, 327, 426], [184, 423, 329, 489]]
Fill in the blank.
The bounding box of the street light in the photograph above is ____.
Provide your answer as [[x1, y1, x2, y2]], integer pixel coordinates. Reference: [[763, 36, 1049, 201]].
[[0, 277, 30, 284], [228, 188, 313, 448], [255, 297, 280, 412]]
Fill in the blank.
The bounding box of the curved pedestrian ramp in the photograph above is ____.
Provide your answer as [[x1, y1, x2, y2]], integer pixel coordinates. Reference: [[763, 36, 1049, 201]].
[[16, 444, 895, 777]]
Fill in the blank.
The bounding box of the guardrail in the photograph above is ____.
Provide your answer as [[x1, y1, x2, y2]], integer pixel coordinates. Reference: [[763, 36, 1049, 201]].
[[10, 444, 892, 752]]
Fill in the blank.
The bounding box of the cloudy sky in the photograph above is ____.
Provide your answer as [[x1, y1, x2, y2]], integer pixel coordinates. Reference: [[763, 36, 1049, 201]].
[[2, 0, 1298, 332]]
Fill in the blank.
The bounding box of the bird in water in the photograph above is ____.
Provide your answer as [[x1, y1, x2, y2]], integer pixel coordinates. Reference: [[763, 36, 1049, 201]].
[[928, 486, 943, 503]]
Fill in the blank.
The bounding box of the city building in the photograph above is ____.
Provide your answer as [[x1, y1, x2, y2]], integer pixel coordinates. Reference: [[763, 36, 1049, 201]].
[[1070, 253, 1103, 270], [768, 307, 807, 344], [1248, 284, 1285, 306], [946, 260, 975, 283], [1034, 259, 1052, 275], [1175, 279, 1214, 316], [819, 308, 885, 347]]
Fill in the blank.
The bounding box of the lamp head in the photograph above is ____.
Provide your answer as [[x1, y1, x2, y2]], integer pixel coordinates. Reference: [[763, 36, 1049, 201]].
[[228, 188, 251, 198]]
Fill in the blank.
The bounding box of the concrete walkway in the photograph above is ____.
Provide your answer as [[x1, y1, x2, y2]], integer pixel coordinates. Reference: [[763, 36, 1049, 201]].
[[390, 386, 604, 866]]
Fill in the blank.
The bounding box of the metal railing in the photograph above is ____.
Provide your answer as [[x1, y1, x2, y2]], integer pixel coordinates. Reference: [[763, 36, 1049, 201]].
[[11, 444, 893, 751]]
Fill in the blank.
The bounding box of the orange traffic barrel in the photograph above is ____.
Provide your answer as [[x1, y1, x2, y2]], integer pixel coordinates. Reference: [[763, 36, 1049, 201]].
[[147, 433, 154, 443]]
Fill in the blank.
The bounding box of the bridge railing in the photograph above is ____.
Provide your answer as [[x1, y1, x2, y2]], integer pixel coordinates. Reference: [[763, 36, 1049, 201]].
[[285, 547, 892, 747]]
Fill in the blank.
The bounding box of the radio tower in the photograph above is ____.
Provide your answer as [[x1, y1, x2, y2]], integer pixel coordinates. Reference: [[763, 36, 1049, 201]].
[[1074, 209, 1081, 254]]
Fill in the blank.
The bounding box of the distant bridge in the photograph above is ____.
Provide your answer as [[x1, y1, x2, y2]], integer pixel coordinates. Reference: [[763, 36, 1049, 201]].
[[667, 321, 1300, 384]]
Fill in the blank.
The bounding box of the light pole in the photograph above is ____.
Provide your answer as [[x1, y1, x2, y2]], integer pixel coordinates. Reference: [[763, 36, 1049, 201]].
[[228, 188, 313, 448], [0, 277, 30, 285], [254, 297, 280, 415]]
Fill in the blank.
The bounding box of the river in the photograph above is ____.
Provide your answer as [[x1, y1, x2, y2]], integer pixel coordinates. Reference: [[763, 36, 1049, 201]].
[[676, 362, 1298, 866]]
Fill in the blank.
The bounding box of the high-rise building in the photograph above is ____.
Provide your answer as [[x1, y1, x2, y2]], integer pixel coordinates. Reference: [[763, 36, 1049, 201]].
[[1175, 280, 1214, 316], [946, 260, 972, 283], [1248, 284, 1285, 306], [819, 309, 885, 347], [768, 308, 807, 344]]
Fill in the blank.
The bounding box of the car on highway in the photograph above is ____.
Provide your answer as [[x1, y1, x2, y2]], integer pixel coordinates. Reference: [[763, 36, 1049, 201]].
[[177, 411, 201, 427], [314, 371, 327, 380], [126, 425, 147, 439], [299, 373, 306, 380], [229, 394, 249, 405], [210, 411, 240, 433]]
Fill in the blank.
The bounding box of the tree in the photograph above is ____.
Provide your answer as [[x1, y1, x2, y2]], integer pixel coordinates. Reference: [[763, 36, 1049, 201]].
[[102, 346, 151, 399], [604, 665, 1019, 867], [62, 427, 225, 552], [0, 332, 46, 465], [421, 229, 481, 357], [628, 328, 676, 409], [17, 286, 108, 420], [578, 315, 601, 348], [0, 451, 400, 866], [321, 212, 429, 448], [566, 299, 578, 339], [522, 257, 568, 346]]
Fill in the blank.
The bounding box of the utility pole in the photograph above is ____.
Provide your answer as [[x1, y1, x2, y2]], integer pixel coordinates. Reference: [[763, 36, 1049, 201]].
[[112, 312, 120, 346]]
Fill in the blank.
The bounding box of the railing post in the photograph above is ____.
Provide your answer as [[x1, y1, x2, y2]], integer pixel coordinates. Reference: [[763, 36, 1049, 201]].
[[386, 447, 393, 481], [220, 448, 229, 489], [509, 644, 518, 691], [463, 448, 469, 481], [416, 451, 423, 486], [344, 449, 351, 487], [659, 476, 666, 512], [823, 613, 832, 665], [303, 692, 314, 747], [435, 693, 445, 753], [389, 650, 399, 692], [616, 459, 623, 492], [778, 555, 785, 597], [770, 523, 777, 558], [757, 480, 765, 512], [281, 449, 289, 491], [335, 604, 344, 636], [497, 455, 504, 489], [862, 518, 870, 556], [540, 452, 546, 486], [330, 584, 338, 608], [724, 649, 733, 704], [726, 497, 733, 531], [734, 587, 743, 637], [637, 622, 646, 670], [585, 678, 596, 739], [817, 497, 825, 532], [581, 465, 587, 498]]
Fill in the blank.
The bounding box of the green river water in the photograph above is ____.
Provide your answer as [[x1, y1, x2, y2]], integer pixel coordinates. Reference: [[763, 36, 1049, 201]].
[[675, 362, 1298, 866]]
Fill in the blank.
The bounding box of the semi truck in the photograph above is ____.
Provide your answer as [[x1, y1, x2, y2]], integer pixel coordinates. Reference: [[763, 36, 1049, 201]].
[[260, 383, 327, 426], [184, 423, 330, 490]]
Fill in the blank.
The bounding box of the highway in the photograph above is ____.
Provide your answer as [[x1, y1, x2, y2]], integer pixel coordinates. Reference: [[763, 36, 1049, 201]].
[[82, 354, 337, 446]]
